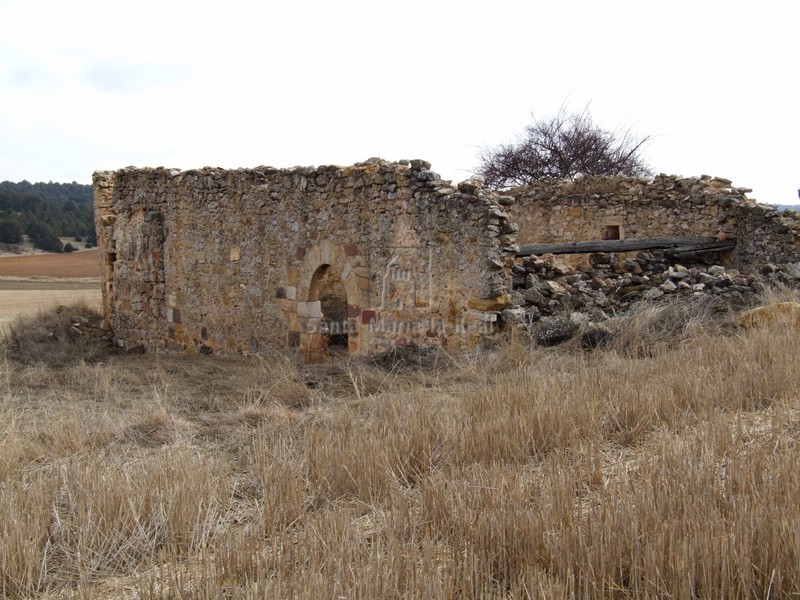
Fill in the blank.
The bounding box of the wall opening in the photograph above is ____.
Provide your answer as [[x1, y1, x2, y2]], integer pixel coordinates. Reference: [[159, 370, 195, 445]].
[[103, 251, 117, 301], [309, 264, 350, 352], [603, 225, 621, 240], [601, 216, 625, 241]]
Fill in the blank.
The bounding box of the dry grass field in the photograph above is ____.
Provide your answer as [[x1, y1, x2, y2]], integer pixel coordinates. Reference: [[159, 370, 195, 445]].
[[1, 295, 799, 599]]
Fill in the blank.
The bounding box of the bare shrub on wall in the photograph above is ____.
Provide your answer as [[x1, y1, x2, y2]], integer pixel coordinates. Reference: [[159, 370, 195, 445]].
[[477, 105, 652, 189]]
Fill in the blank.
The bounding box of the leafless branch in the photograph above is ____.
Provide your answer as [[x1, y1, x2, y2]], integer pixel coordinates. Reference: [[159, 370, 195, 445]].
[[477, 106, 652, 189]]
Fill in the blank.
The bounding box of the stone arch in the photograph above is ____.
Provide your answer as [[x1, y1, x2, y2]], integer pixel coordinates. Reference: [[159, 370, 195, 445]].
[[293, 240, 367, 359], [310, 264, 348, 348]]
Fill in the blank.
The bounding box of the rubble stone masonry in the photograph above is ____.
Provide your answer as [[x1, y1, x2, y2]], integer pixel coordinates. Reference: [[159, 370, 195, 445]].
[[93, 159, 517, 357], [94, 161, 800, 357], [506, 174, 800, 269]]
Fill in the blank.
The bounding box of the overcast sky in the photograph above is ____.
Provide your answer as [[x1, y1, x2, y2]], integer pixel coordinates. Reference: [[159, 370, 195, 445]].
[[1, 0, 797, 204]]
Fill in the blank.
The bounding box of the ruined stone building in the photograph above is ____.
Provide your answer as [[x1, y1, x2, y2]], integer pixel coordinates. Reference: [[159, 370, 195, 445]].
[[94, 159, 800, 357], [505, 175, 800, 270], [93, 159, 517, 357]]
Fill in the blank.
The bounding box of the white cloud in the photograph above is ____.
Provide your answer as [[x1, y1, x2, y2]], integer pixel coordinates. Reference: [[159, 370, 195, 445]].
[[80, 61, 191, 94], [0, 0, 797, 204]]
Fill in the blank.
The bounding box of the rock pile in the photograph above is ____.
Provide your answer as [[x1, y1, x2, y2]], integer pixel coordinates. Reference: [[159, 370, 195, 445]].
[[504, 251, 800, 331]]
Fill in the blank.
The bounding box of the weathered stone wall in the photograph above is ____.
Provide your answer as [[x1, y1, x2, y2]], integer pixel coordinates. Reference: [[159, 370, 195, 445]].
[[94, 159, 517, 357], [95, 160, 800, 358], [505, 173, 800, 270], [506, 174, 750, 244], [735, 204, 800, 270]]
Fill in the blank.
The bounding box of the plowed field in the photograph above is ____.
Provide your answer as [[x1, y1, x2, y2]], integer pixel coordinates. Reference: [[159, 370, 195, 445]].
[[0, 250, 102, 329], [0, 249, 100, 278]]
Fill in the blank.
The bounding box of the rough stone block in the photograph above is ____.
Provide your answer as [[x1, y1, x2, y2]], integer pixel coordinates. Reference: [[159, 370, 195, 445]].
[[466, 310, 497, 322], [297, 301, 322, 319], [279, 298, 296, 312], [467, 294, 511, 311], [300, 317, 323, 333], [357, 275, 371, 291], [319, 239, 334, 265]]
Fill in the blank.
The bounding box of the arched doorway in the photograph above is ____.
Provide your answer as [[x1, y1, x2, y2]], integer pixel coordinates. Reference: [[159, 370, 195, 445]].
[[292, 239, 366, 360], [309, 264, 349, 351]]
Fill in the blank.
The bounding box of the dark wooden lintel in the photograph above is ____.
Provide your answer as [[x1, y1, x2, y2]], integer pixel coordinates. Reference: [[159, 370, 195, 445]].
[[516, 236, 736, 257]]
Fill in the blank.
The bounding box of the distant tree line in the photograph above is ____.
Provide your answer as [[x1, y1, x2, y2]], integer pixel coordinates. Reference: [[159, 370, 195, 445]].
[[0, 180, 95, 252]]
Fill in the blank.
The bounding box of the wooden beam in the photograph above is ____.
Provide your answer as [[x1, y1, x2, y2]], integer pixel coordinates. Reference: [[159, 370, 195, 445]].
[[516, 236, 736, 257]]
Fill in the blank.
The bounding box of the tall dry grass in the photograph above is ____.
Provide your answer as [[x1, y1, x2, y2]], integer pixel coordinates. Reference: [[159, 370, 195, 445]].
[[1, 300, 799, 598], [2, 300, 110, 368]]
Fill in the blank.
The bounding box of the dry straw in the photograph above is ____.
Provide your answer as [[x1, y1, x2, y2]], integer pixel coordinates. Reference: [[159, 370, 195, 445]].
[[1, 298, 799, 598]]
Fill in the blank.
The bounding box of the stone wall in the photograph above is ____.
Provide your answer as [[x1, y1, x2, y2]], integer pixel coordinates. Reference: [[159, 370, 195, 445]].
[[506, 174, 749, 244], [95, 160, 800, 358], [505, 173, 800, 270], [735, 204, 800, 270], [94, 159, 517, 357]]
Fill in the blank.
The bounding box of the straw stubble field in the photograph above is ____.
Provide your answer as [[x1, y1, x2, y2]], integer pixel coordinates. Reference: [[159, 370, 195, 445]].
[[1, 292, 799, 599]]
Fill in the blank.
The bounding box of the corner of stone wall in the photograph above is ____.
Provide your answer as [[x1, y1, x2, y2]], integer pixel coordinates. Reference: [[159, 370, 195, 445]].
[[455, 177, 520, 313], [93, 171, 117, 328], [735, 203, 800, 269]]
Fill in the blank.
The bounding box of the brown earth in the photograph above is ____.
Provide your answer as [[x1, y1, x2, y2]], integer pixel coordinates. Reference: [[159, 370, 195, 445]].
[[0, 250, 102, 330], [0, 249, 101, 278]]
